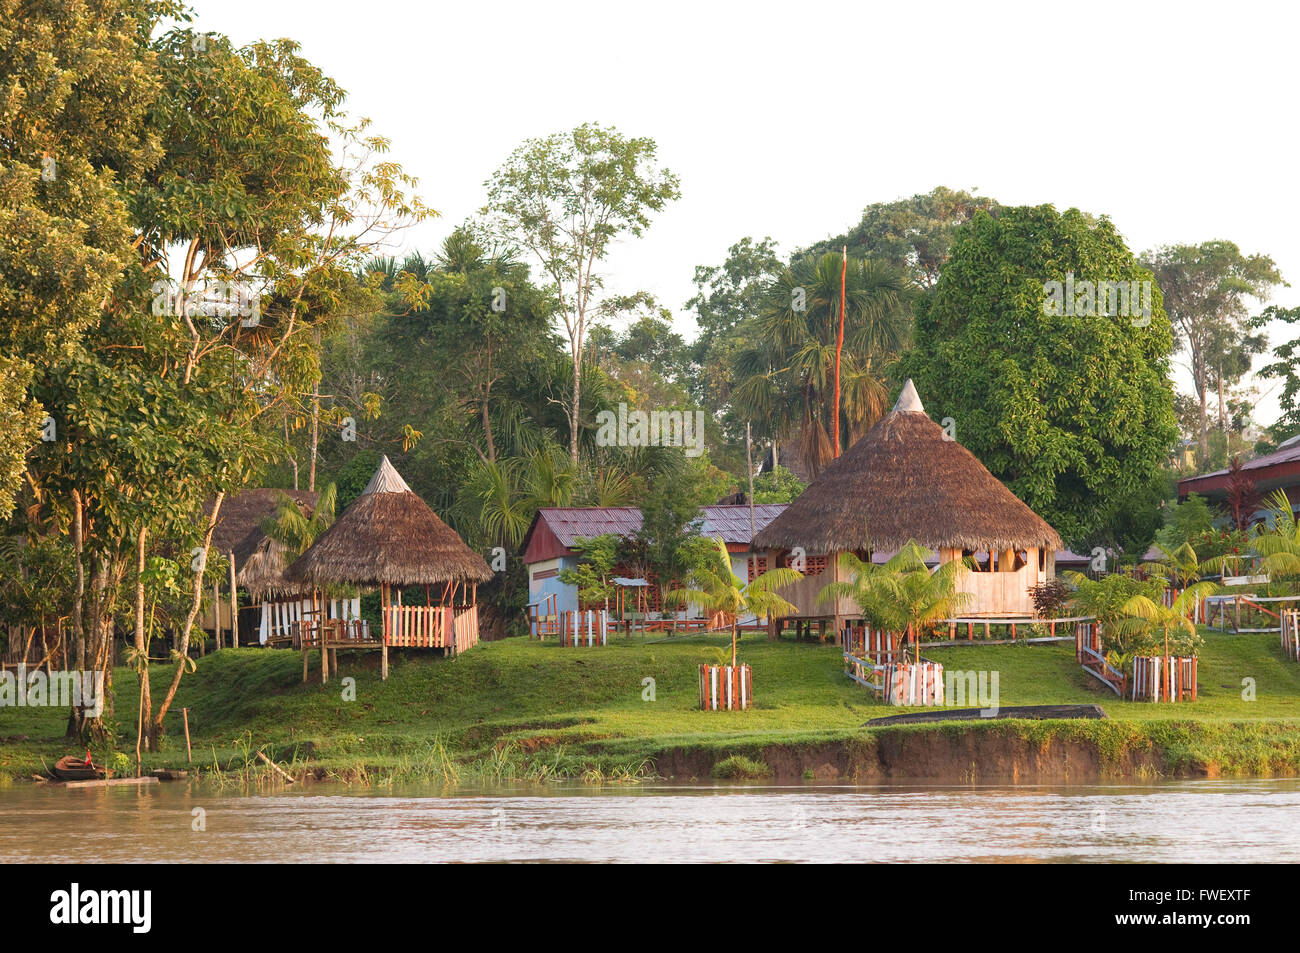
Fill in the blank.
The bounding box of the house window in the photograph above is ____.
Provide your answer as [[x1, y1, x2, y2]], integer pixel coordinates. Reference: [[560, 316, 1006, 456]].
[[783, 553, 826, 576], [746, 556, 768, 582]]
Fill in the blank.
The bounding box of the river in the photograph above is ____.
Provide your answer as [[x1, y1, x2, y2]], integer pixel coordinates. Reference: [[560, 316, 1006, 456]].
[[3, 778, 1298, 863]]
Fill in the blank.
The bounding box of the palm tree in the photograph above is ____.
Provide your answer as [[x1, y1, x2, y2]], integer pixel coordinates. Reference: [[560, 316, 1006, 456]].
[[1112, 581, 1218, 661], [667, 537, 802, 669], [262, 483, 337, 556], [821, 541, 973, 663], [1140, 541, 1205, 589], [731, 253, 910, 477], [1251, 489, 1300, 579]]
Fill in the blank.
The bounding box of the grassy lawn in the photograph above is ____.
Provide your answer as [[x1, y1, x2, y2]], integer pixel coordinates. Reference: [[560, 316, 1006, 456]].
[[3, 627, 1300, 782]]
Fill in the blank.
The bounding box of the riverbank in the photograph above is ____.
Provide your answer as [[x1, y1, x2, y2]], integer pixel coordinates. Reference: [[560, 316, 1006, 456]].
[[3, 631, 1300, 784]]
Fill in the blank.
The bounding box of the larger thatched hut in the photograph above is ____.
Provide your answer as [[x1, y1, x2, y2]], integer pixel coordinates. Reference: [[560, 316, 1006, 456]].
[[753, 380, 1063, 631], [286, 456, 492, 679]]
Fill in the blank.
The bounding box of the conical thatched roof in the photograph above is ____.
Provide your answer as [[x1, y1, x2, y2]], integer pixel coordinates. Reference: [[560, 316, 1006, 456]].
[[754, 380, 1062, 554], [285, 456, 492, 587]]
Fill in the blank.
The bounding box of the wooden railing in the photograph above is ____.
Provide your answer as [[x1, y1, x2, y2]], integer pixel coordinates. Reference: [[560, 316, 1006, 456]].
[[293, 618, 374, 649], [1281, 610, 1299, 662], [384, 605, 480, 655], [1075, 621, 1125, 696]]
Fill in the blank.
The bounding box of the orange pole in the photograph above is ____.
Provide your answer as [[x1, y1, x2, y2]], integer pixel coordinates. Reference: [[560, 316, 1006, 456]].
[[832, 245, 847, 458]]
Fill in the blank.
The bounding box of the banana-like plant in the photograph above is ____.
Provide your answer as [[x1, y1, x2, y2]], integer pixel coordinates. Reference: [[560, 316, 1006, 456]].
[[820, 541, 973, 663], [1250, 489, 1300, 580], [1111, 581, 1219, 660], [666, 536, 801, 670]]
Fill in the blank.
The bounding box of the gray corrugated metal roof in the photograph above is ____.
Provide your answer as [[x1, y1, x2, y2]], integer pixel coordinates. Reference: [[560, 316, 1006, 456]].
[[533, 504, 788, 549]]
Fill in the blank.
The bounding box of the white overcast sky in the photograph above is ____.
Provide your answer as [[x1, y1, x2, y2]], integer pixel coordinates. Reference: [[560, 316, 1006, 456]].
[[189, 0, 1299, 426]]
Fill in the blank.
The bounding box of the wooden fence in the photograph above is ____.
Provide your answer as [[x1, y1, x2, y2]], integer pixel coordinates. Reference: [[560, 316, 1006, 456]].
[[840, 625, 900, 664], [557, 610, 609, 647], [1206, 594, 1299, 634], [528, 594, 559, 638], [261, 597, 361, 647], [1130, 655, 1197, 702], [1075, 621, 1125, 696], [699, 663, 752, 710], [843, 652, 944, 706], [1281, 610, 1299, 662]]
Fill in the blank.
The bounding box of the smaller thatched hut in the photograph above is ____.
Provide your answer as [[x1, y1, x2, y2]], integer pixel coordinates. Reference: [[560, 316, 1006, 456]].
[[203, 488, 319, 646], [286, 456, 492, 679], [753, 380, 1064, 632], [238, 534, 361, 647]]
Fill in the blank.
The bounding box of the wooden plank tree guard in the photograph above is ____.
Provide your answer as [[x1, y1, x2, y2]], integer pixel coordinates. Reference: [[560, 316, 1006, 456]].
[[699, 663, 752, 710], [1282, 610, 1300, 662], [841, 625, 941, 705], [1130, 655, 1197, 702], [558, 610, 609, 647]]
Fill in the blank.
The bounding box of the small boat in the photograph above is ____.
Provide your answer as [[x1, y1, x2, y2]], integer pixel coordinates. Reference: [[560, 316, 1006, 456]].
[[52, 753, 110, 782]]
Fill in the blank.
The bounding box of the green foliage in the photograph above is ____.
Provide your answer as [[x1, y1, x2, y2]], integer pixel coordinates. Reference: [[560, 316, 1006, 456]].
[[558, 534, 620, 607], [1254, 305, 1300, 445], [802, 186, 1001, 289], [1250, 489, 1300, 581], [731, 252, 911, 477], [1064, 571, 1165, 640], [483, 121, 681, 463], [1144, 241, 1282, 465], [751, 465, 805, 504], [1155, 493, 1216, 550], [898, 205, 1179, 546]]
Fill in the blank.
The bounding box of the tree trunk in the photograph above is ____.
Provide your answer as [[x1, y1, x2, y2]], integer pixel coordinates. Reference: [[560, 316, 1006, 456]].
[[482, 398, 495, 463], [1198, 389, 1209, 461], [152, 491, 224, 742], [569, 349, 581, 466], [134, 525, 151, 752], [731, 621, 738, 670]]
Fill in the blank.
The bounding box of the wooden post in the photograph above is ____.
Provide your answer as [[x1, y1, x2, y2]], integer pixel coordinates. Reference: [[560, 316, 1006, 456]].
[[229, 551, 239, 648], [213, 577, 222, 650], [181, 707, 192, 763], [302, 645, 309, 684], [380, 583, 389, 681]]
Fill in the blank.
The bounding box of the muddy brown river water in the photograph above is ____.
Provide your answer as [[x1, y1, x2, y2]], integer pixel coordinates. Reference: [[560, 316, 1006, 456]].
[[2, 778, 1298, 863]]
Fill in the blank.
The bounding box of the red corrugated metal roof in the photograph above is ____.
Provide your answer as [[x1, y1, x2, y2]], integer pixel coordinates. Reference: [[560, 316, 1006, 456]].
[[1179, 438, 1300, 497]]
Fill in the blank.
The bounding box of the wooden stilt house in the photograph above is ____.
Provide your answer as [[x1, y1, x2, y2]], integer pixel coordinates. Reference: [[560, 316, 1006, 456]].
[[285, 456, 493, 680], [753, 379, 1064, 633]]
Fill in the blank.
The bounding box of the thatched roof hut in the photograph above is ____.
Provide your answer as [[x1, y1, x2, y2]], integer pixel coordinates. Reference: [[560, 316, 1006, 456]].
[[285, 456, 492, 589], [754, 380, 1062, 554], [207, 489, 319, 566]]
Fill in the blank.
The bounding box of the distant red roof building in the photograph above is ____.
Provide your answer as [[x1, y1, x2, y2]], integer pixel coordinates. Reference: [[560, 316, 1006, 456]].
[[521, 504, 790, 564], [1177, 436, 1300, 514]]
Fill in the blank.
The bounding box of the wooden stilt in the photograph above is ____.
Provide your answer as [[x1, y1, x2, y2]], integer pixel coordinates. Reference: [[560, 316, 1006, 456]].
[[229, 551, 239, 648], [214, 578, 222, 650]]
